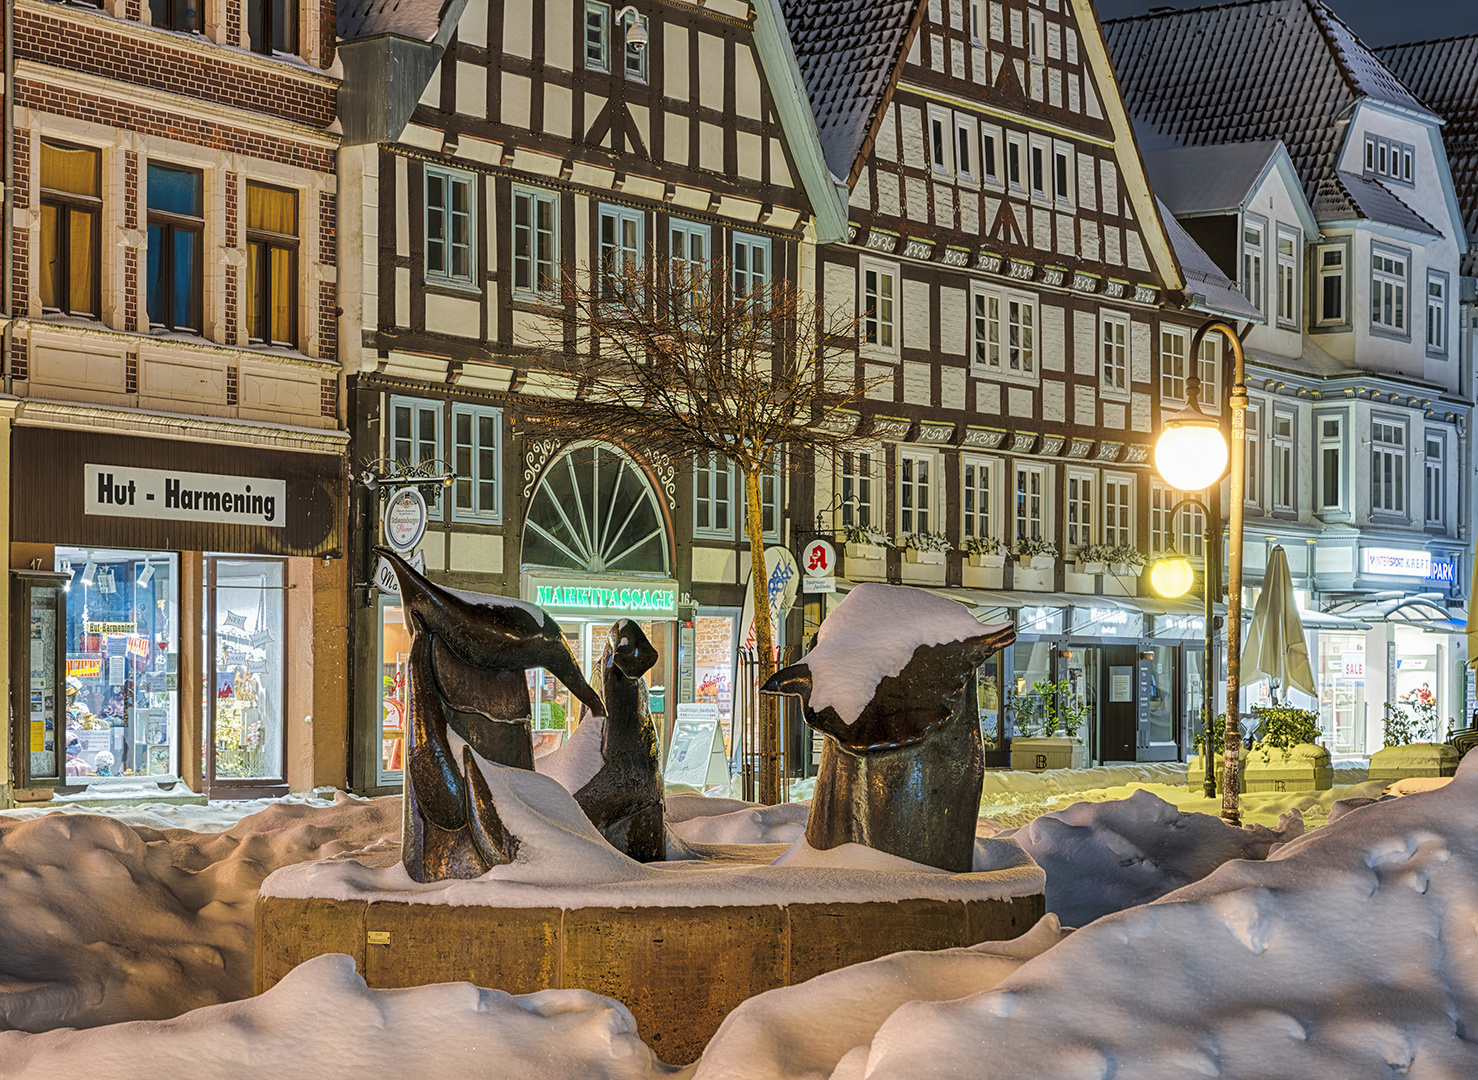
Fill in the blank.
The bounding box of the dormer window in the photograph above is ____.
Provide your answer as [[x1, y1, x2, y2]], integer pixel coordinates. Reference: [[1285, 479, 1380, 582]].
[[1363, 134, 1414, 186]]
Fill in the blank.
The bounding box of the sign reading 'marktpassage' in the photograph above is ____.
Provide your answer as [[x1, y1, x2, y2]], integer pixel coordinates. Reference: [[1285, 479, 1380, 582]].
[[85, 464, 288, 528]]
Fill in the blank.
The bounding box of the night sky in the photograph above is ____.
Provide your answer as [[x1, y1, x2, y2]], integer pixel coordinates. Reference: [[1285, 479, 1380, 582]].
[[1094, 0, 1478, 47]]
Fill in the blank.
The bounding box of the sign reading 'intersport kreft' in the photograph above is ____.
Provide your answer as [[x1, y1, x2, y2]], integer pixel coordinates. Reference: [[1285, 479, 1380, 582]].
[[84, 464, 287, 528]]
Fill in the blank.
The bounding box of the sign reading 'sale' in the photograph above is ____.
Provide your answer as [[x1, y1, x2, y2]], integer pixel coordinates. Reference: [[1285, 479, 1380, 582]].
[[85, 464, 287, 528]]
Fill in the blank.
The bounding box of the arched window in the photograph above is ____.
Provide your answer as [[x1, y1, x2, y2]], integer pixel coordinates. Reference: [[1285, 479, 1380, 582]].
[[521, 444, 669, 575]]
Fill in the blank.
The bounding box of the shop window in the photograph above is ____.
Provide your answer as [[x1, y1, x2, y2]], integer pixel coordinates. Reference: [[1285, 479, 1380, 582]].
[[598, 202, 643, 302], [1424, 433, 1444, 529], [861, 258, 898, 357], [146, 162, 204, 334], [1014, 461, 1047, 544], [388, 396, 445, 520], [377, 597, 408, 785], [205, 557, 286, 793], [691, 613, 736, 753], [693, 451, 734, 540], [840, 448, 876, 529], [39, 141, 102, 319], [962, 455, 999, 543], [512, 185, 559, 299], [451, 403, 502, 522], [1318, 633, 1365, 754], [153, 0, 201, 32], [1065, 469, 1095, 551], [584, 0, 610, 71], [425, 164, 476, 287], [246, 181, 299, 348], [248, 0, 298, 54], [57, 549, 180, 783], [897, 448, 939, 537], [1372, 418, 1407, 516]]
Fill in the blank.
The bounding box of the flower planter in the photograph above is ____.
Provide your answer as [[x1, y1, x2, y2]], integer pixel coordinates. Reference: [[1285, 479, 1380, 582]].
[[1243, 742, 1332, 793], [1010, 736, 1087, 772], [962, 556, 1005, 589], [969, 553, 1007, 569], [844, 542, 888, 583], [845, 542, 886, 561], [1029, 554, 1056, 571], [904, 548, 946, 565], [1075, 560, 1106, 575], [1186, 749, 1248, 794], [1368, 743, 1459, 785]]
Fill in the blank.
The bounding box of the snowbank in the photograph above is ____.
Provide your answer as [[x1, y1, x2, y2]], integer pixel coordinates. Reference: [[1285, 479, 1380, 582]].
[[0, 953, 673, 1080], [0, 794, 401, 1031], [847, 750, 1478, 1079], [535, 712, 607, 792]]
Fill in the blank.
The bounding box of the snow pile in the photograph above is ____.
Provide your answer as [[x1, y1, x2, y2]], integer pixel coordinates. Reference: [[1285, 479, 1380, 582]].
[[995, 788, 1305, 926], [844, 751, 1478, 1079], [264, 750, 1044, 908], [0, 953, 672, 1080], [0, 791, 355, 833], [0, 793, 402, 1031], [666, 799, 809, 846], [802, 583, 1010, 726], [536, 713, 608, 792], [694, 917, 1068, 1080]]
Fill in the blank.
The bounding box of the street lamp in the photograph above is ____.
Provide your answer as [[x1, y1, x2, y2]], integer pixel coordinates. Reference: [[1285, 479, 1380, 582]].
[[1153, 319, 1248, 825]]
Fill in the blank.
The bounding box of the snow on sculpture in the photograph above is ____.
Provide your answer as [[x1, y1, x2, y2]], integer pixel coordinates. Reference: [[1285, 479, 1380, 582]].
[[376, 547, 605, 882], [570, 619, 666, 862], [762, 583, 1015, 872]]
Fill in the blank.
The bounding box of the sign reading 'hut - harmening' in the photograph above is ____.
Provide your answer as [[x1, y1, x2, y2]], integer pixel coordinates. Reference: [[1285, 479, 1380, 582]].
[[85, 464, 287, 528]]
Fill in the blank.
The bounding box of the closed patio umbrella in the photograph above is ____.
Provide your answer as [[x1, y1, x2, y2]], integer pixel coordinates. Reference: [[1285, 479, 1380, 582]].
[[1240, 545, 1316, 700]]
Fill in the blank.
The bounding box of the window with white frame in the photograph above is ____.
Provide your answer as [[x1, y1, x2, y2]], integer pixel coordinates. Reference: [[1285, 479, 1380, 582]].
[[1371, 418, 1406, 515], [761, 461, 782, 542], [732, 232, 771, 309], [1029, 137, 1047, 199], [840, 448, 878, 529], [451, 404, 502, 522], [1065, 469, 1096, 552], [1197, 334, 1220, 409], [1427, 272, 1448, 355], [861, 259, 898, 357], [1317, 245, 1345, 325], [928, 106, 953, 176], [1014, 462, 1048, 544], [1242, 219, 1264, 312], [1101, 312, 1128, 393], [1371, 244, 1408, 335], [1006, 132, 1026, 191], [694, 452, 734, 539], [1150, 483, 1204, 558], [955, 115, 977, 183], [1270, 409, 1295, 514], [1363, 133, 1414, 185], [1052, 143, 1074, 206], [969, 0, 985, 42], [622, 9, 648, 81], [897, 448, 939, 536], [425, 164, 475, 286], [584, 1, 611, 71], [971, 284, 1002, 372], [1160, 326, 1187, 401], [598, 203, 643, 301], [981, 124, 1001, 185], [962, 456, 999, 543], [1103, 474, 1133, 548], [390, 396, 444, 519], [1318, 414, 1344, 513], [1244, 405, 1262, 509], [669, 219, 709, 289], [1424, 433, 1444, 528], [1028, 9, 1044, 61], [1008, 294, 1035, 374], [512, 185, 558, 298], [1275, 227, 1298, 328]]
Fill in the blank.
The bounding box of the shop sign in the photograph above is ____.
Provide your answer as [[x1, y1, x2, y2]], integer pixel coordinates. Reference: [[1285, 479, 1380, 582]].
[[67, 656, 102, 678], [1427, 558, 1457, 585], [85, 464, 286, 527], [1341, 652, 1364, 679], [85, 621, 136, 636], [740, 546, 800, 657], [802, 539, 836, 594], [534, 584, 677, 614], [1363, 547, 1430, 578], [383, 487, 428, 553], [375, 550, 425, 596]]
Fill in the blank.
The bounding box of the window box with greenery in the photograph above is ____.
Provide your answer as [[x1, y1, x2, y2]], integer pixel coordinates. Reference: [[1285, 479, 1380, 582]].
[[1009, 678, 1088, 770], [962, 535, 1007, 568], [1243, 704, 1332, 792], [1013, 537, 1058, 570], [901, 530, 952, 565], [1106, 545, 1148, 576], [1073, 543, 1113, 575], [1369, 692, 1459, 784], [843, 524, 891, 563]]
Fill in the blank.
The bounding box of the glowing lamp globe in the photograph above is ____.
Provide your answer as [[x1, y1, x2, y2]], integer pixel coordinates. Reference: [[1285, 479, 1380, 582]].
[[1154, 420, 1228, 491], [1151, 556, 1195, 599]]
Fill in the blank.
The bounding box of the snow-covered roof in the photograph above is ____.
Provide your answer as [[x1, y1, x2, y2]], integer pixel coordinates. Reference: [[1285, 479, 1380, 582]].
[[1143, 141, 1284, 216]]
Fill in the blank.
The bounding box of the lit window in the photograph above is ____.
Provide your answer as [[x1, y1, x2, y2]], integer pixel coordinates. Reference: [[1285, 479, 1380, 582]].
[[39, 141, 102, 319], [246, 181, 298, 347]]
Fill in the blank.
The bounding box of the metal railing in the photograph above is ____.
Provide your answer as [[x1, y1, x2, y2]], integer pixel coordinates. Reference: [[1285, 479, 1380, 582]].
[[732, 645, 804, 804]]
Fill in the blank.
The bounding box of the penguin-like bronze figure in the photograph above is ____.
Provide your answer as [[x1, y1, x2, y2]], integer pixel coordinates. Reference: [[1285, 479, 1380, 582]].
[[377, 547, 604, 881], [571, 618, 665, 861], [762, 583, 1015, 873]]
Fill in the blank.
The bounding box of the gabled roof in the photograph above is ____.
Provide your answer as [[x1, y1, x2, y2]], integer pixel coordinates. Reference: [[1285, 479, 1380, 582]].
[[1142, 142, 1282, 217], [777, 0, 922, 184], [1157, 198, 1263, 322], [1379, 35, 1478, 269], [339, 0, 448, 42], [1104, 0, 1437, 204], [1314, 171, 1441, 237]]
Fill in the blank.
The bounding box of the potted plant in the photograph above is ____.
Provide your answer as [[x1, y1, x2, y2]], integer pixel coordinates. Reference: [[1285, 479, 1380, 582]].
[[901, 530, 952, 565], [1106, 545, 1148, 576], [842, 523, 890, 562], [1009, 678, 1088, 770], [1369, 689, 1459, 783], [1243, 703, 1331, 792], [1012, 537, 1059, 571], [1073, 543, 1113, 575], [961, 534, 1006, 568]]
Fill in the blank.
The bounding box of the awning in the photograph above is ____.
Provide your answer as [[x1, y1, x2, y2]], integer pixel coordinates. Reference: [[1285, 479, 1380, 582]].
[[1325, 594, 1463, 634]]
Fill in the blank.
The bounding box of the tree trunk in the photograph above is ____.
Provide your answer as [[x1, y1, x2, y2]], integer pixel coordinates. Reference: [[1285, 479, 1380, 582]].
[[744, 467, 781, 804]]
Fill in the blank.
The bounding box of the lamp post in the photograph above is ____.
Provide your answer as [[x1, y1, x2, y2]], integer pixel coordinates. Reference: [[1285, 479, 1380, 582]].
[[1154, 319, 1247, 825]]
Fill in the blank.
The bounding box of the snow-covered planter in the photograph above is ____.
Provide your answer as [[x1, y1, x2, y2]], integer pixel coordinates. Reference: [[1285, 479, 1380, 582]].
[[969, 552, 1008, 569], [1368, 743, 1459, 785], [1243, 742, 1332, 793], [1010, 736, 1087, 772], [1186, 750, 1247, 794], [842, 524, 889, 568], [900, 531, 952, 565], [1073, 544, 1113, 575], [961, 536, 1005, 568]]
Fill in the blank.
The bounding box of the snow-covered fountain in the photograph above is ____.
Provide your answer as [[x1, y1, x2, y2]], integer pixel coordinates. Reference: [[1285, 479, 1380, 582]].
[[255, 570, 1043, 1063]]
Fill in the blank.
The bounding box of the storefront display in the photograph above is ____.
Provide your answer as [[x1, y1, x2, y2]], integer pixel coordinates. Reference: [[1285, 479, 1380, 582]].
[[378, 599, 409, 784], [1317, 633, 1366, 754], [56, 548, 179, 780], [691, 614, 736, 751], [204, 557, 286, 788]]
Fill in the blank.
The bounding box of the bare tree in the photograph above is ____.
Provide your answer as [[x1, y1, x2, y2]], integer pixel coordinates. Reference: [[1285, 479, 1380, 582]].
[[520, 249, 878, 804]]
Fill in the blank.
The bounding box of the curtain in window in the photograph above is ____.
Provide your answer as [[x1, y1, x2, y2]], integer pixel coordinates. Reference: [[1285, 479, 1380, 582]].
[[248, 184, 297, 237], [41, 143, 99, 197], [67, 208, 96, 314], [40, 205, 60, 310]]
